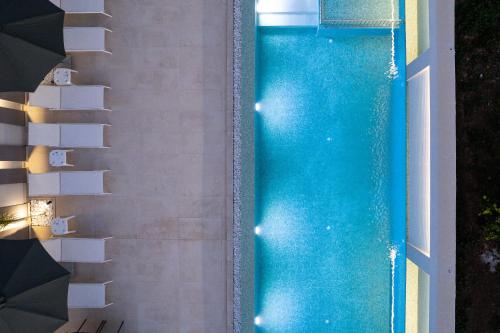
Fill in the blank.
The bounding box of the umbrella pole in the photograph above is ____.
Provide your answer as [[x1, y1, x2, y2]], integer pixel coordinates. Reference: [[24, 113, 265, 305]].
[[75, 319, 87, 332], [116, 321, 124, 333], [95, 320, 106, 333]]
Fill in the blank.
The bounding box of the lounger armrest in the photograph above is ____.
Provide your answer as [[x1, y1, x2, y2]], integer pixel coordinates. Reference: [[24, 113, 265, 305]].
[[102, 124, 111, 148], [102, 170, 112, 195]]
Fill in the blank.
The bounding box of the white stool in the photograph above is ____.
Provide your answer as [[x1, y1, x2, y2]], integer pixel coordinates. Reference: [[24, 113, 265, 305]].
[[51, 216, 76, 236], [49, 149, 74, 167], [53, 68, 77, 86]]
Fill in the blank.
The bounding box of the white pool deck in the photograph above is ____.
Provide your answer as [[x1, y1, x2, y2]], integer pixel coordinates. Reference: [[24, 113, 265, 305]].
[[26, 0, 234, 331]]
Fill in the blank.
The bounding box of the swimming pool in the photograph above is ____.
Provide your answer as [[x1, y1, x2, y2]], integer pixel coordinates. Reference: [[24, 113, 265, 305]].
[[254, 10, 406, 333]]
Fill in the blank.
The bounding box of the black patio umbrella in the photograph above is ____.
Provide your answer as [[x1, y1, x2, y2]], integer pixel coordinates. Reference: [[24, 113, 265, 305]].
[[0, 239, 70, 333], [0, 0, 66, 92]]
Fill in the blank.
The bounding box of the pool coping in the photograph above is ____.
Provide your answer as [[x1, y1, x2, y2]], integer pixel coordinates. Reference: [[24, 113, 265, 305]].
[[232, 0, 244, 332]]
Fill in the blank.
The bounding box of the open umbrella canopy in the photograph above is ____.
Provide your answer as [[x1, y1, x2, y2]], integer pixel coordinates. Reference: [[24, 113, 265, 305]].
[[0, 0, 65, 92], [0, 239, 70, 333]]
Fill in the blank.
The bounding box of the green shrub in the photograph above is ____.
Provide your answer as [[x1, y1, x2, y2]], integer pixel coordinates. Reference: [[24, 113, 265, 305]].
[[479, 196, 500, 243], [0, 212, 18, 231]]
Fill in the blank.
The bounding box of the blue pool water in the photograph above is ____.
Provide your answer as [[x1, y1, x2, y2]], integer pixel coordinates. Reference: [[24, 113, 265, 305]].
[[255, 27, 406, 332]]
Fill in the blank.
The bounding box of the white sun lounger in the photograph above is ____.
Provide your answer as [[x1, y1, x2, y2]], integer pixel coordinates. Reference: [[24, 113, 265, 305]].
[[41, 237, 112, 263], [50, 0, 111, 16], [28, 123, 110, 148], [64, 27, 112, 53], [28, 171, 111, 196], [29, 85, 111, 111], [41, 237, 113, 308], [68, 281, 113, 309]]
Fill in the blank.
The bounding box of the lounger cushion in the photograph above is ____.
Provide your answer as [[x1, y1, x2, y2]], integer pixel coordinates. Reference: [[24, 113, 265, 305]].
[[61, 0, 105, 13], [60, 124, 104, 148], [68, 283, 109, 308], [61, 86, 106, 109], [60, 171, 104, 194], [41, 239, 62, 261], [61, 238, 107, 262], [64, 27, 106, 51]]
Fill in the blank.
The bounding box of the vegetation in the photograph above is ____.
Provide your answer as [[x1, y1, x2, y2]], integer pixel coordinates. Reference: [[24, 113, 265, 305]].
[[0, 212, 19, 231], [480, 196, 500, 244], [456, 0, 500, 331]]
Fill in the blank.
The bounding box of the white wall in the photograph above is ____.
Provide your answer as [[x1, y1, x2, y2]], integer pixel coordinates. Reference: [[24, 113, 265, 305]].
[[406, 0, 456, 332], [408, 67, 431, 255], [0, 99, 28, 238], [0, 184, 27, 207]]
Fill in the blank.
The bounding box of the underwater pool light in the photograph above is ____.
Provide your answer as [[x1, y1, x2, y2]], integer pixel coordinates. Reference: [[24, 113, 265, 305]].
[[255, 103, 262, 111], [255, 226, 262, 235], [254, 316, 262, 326]]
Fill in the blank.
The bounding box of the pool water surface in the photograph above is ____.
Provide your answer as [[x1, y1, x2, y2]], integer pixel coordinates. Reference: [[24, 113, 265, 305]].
[[255, 27, 406, 333]]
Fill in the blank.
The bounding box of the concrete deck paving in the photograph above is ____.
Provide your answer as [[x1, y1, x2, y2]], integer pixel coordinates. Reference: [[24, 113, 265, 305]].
[[25, 0, 233, 331]]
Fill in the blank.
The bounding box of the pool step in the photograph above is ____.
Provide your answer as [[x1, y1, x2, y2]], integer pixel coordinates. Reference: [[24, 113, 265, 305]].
[[319, 0, 402, 29], [256, 0, 318, 27], [256, 0, 402, 29], [317, 0, 403, 38], [319, 19, 401, 28], [316, 25, 398, 37]]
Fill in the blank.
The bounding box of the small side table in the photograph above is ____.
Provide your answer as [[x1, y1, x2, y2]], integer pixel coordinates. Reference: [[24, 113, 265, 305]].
[[51, 216, 76, 236], [53, 68, 78, 86], [49, 149, 74, 167]]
